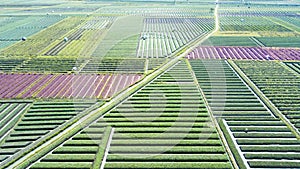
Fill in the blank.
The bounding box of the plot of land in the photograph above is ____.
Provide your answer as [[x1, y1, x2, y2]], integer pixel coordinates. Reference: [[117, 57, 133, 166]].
[[0, 74, 142, 99], [187, 46, 300, 60]]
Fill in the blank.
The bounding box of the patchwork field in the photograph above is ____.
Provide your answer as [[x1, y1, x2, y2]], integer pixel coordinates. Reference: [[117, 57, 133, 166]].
[[0, 0, 299, 168]]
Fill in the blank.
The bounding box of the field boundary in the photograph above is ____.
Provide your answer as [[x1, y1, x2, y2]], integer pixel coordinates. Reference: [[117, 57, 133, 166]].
[[99, 127, 114, 169]]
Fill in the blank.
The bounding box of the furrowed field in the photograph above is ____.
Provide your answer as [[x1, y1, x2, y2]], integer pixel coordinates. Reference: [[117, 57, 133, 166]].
[[0, 0, 299, 169]]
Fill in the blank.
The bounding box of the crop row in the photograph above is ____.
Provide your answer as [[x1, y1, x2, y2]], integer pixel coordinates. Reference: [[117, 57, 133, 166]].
[[278, 16, 300, 28], [189, 59, 272, 118], [91, 15, 143, 58], [219, 16, 292, 32], [102, 61, 231, 168], [186, 46, 300, 60], [0, 16, 25, 33], [0, 16, 64, 40], [0, 58, 166, 73], [255, 37, 300, 48], [81, 58, 146, 73], [0, 59, 25, 72], [137, 18, 214, 58], [27, 7, 99, 13], [0, 16, 65, 50], [218, 5, 298, 18], [99, 6, 214, 17], [0, 102, 31, 158], [43, 17, 114, 56], [218, 4, 298, 17], [29, 61, 232, 169], [102, 35, 140, 58], [0, 17, 85, 56], [0, 101, 95, 166], [202, 36, 300, 48], [190, 59, 300, 168], [235, 60, 300, 132], [16, 58, 83, 73], [81, 16, 115, 30], [201, 36, 258, 47], [0, 73, 142, 99]]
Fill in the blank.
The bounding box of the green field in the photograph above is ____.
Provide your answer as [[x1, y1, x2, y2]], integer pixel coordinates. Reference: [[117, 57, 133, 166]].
[[0, 0, 299, 168]]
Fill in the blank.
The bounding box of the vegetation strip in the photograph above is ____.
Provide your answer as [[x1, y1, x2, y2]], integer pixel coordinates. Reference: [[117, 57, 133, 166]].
[[99, 127, 114, 169]]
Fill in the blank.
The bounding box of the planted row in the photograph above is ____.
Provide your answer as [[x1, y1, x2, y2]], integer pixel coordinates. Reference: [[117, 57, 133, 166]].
[[235, 60, 300, 132], [0, 101, 95, 166], [190, 59, 300, 169], [187, 46, 300, 60], [137, 18, 214, 58], [0, 73, 142, 99]]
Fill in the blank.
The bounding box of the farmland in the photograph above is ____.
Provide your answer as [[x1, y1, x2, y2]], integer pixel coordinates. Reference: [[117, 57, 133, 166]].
[[234, 61, 300, 132], [137, 18, 215, 58], [0, 0, 300, 168], [186, 46, 300, 60], [0, 101, 97, 165], [28, 61, 233, 169], [190, 59, 300, 168], [0, 73, 142, 99]]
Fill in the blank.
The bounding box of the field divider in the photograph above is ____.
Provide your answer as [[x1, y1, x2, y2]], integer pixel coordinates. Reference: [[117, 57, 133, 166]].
[[99, 127, 114, 169], [184, 59, 239, 169], [222, 119, 250, 169], [144, 59, 149, 74], [249, 37, 265, 47], [90, 126, 113, 169], [227, 60, 300, 139]]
